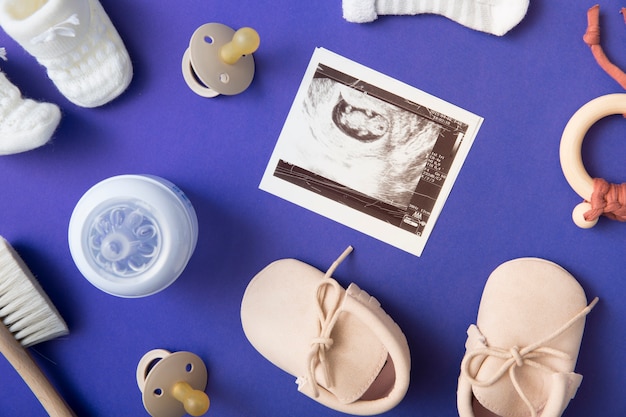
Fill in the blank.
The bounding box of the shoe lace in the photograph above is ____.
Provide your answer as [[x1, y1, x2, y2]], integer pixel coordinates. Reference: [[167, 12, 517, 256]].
[[301, 246, 353, 398], [31, 14, 80, 45], [461, 297, 598, 417], [0, 47, 6, 62]]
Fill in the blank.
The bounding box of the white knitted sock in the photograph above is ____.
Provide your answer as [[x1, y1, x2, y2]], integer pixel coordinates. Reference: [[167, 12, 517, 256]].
[[0, 0, 133, 107], [0, 55, 61, 155], [343, 0, 529, 36]]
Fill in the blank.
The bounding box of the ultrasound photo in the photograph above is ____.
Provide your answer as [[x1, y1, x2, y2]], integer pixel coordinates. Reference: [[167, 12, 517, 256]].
[[285, 74, 441, 210], [260, 48, 483, 256]]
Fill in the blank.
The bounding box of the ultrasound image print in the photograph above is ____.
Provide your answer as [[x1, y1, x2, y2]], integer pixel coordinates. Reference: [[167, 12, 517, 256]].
[[261, 48, 483, 256], [279, 76, 442, 210]]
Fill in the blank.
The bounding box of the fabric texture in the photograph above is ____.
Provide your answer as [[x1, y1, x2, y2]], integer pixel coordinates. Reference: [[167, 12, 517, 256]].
[[342, 0, 530, 36], [0, 68, 60, 155], [0, 0, 132, 107]]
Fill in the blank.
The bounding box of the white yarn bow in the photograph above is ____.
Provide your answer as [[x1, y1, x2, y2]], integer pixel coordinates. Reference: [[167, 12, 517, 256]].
[[460, 297, 599, 417], [298, 246, 354, 398], [31, 14, 80, 44]]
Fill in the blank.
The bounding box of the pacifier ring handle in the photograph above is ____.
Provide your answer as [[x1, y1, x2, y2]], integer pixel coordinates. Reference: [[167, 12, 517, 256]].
[[559, 93, 626, 228], [137, 349, 172, 392]]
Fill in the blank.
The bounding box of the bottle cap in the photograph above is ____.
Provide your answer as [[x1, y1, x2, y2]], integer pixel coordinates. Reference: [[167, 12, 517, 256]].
[[68, 175, 198, 297]]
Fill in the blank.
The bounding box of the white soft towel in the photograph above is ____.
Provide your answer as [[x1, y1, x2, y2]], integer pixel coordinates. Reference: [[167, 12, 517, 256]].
[[343, 0, 529, 36], [0, 0, 133, 107]]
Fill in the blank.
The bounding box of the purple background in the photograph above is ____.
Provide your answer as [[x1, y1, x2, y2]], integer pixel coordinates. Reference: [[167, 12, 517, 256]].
[[0, 1, 624, 416]]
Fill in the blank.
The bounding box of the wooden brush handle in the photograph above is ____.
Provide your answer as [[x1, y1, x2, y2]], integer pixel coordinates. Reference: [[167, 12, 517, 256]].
[[0, 324, 76, 417]]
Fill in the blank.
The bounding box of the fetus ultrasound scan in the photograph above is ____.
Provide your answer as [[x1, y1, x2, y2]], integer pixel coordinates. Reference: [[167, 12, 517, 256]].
[[261, 48, 483, 256]]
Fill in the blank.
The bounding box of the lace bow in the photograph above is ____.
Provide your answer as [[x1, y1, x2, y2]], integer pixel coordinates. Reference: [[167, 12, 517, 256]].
[[31, 14, 80, 45], [461, 297, 598, 417], [297, 246, 353, 397]]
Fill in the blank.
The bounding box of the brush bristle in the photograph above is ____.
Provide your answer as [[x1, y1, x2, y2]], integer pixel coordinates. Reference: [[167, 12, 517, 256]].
[[0, 237, 68, 347]]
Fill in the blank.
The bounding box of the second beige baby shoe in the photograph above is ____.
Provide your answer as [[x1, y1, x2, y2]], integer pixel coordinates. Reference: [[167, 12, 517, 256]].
[[457, 258, 598, 417]]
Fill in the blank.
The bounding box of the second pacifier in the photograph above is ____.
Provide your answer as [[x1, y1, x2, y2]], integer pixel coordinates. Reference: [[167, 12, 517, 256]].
[[137, 349, 210, 417]]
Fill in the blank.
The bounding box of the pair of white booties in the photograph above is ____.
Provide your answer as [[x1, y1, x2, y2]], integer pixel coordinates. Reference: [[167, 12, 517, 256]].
[[0, 0, 132, 155], [241, 247, 597, 416]]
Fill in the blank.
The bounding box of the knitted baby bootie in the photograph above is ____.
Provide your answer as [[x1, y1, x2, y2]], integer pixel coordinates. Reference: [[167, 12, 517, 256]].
[[0, 50, 60, 155], [0, 0, 133, 108]]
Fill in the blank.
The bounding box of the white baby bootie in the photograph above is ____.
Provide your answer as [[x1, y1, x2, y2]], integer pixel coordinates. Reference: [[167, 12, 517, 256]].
[[0, 0, 133, 108], [343, 0, 529, 36], [0, 49, 61, 155]]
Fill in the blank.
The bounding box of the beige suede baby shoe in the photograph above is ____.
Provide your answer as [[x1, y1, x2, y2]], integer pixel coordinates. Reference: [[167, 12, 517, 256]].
[[457, 258, 598, 417], [240, 246, 411, 415]]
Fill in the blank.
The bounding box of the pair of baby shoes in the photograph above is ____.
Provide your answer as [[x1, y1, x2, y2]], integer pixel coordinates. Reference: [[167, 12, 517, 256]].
[[0, 0, 132, 155], [241, 249, 597, 416]]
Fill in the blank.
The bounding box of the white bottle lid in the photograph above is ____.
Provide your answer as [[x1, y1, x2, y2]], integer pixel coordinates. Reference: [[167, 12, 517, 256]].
[[68, 175, 198, 297]]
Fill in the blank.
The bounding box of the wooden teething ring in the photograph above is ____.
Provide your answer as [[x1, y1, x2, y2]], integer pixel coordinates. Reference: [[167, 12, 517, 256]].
[[560, 93, 626, 228]]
